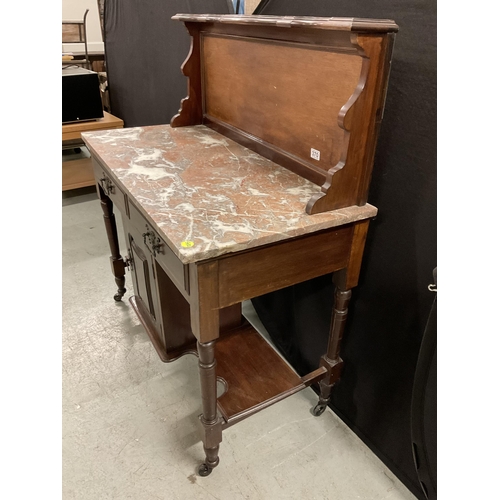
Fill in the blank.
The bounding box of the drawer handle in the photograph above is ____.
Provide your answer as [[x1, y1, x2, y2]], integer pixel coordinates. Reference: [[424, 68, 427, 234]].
[[99, 175, 115, 195], [142, 226, 163, 257]]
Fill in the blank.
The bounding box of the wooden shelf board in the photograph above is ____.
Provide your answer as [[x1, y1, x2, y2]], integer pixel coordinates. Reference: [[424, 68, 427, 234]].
[[62, 156, 95, 191], [215, 322, 303, 421], [62, 111, 124, 142]]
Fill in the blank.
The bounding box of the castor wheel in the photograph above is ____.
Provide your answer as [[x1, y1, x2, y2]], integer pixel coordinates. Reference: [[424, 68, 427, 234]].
[[198, 463, 212, 477], [312, 403, 327, 416], [114, 288, 126, 301]]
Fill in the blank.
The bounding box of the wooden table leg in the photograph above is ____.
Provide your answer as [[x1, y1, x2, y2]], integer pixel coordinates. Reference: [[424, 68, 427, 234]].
[[312, 285, 352, 416], [313, 220, 369, 416], [197, 340, 222, 476], [98, 186, 127, 301]]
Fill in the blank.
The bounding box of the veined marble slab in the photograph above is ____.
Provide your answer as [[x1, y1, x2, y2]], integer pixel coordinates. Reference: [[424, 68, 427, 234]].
[[82, 125, 377, 264]]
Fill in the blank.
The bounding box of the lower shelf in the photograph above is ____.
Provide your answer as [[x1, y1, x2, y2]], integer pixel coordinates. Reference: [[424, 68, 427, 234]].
[[130, 294, 326, 425], [62, 150, 95, 191], [215, 323, 325, 425]]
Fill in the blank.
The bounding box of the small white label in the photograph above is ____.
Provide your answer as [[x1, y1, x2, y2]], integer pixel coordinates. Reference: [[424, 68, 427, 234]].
[[310, 148, 321, 161]]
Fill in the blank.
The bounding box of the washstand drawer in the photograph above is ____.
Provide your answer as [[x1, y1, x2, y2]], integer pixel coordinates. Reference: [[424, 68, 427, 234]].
[[128, 201, 189, 297], [92, 159, 126, 213]]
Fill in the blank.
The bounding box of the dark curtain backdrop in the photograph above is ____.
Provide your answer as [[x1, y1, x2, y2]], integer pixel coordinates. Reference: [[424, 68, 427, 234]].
[[251, 1, 436, 499], [104, 0, 233, 127]]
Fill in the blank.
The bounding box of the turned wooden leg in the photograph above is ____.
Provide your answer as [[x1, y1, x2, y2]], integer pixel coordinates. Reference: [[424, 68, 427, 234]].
[[197, 340, 222, 476], [99, 188, 127, 301], [313, 286, 352, 416]]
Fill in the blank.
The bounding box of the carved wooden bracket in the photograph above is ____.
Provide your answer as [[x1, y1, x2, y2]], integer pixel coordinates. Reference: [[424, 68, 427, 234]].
[[170, 24, 202, 127], [306, 34, 396, 214]]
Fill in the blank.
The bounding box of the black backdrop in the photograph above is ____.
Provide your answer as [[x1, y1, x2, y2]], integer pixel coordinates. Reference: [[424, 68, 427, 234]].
[[251, 1, 436, 499], [104, 0, 233, 127]]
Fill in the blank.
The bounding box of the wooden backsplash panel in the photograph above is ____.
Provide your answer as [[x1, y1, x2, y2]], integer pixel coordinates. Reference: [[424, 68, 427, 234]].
[[202, 35, 363, 174]]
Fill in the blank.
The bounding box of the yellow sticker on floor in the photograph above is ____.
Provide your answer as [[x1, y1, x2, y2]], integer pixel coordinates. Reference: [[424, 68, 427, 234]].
[[181, 241, 194, 248]]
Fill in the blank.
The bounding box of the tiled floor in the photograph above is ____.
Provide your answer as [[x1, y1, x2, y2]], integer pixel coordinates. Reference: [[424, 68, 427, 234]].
[[62, 187, 416, 500]]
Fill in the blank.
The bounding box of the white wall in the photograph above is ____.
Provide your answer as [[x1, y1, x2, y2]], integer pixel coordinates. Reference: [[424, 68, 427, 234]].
[[62, 0, 103, 53], [244, 0, 260, 14]]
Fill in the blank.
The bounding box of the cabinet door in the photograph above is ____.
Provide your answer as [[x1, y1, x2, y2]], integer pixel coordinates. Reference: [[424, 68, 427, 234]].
[[129, 233, 156, 318], [127, 228, 161, 335]]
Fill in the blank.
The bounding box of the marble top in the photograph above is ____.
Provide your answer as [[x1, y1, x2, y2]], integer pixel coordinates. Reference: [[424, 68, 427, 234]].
[[82, 125, 377, 264]]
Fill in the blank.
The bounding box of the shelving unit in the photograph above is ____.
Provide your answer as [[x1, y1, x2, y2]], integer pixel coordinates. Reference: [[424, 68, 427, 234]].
[[62, 9, 90, 69], [62, 111, 123, 191]]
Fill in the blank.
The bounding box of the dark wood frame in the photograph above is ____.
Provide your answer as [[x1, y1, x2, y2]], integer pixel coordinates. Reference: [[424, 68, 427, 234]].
[[88, 14, 398, 477]]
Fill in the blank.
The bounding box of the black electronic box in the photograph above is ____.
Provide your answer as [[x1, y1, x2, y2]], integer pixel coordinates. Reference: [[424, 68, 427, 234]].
[[62, 67, 104, 123]]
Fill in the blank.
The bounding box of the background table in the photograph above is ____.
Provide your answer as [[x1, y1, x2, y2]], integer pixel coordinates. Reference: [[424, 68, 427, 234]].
[[62, 111, 123, 191]]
